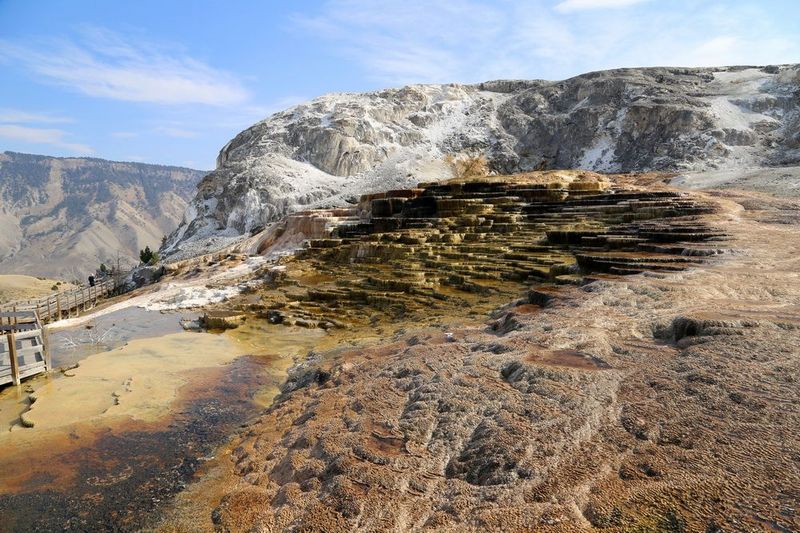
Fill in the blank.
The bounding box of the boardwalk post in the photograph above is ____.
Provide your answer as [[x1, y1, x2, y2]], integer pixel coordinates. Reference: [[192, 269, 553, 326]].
[[42, 326, 52, 371], [12, 305, 17, 327], [46, 297, 52, 323], [7, 332, 20, 386], [56, 293, 62, 321]]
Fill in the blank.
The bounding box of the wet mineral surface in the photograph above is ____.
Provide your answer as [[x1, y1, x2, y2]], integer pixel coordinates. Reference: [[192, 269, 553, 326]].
[[2, 170, 795, 532], [176, 172, 798, 532], [0, 319, 326, 531]]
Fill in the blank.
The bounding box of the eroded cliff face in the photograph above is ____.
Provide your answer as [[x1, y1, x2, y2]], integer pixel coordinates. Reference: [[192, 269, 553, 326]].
[[0, 151, 205, 277], [164, 65, 799, 258]]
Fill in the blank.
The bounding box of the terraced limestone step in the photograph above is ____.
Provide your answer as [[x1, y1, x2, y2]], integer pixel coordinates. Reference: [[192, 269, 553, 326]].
[[243, 171, 724, 330]]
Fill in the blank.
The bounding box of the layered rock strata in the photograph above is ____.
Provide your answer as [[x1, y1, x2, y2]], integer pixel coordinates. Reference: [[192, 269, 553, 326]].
[[234, 171, 722, 331]]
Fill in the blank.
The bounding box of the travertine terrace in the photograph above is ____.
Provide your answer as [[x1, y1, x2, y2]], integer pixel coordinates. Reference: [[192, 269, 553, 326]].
[[233, 171, 723, 332], [152, 170, 799, 532]]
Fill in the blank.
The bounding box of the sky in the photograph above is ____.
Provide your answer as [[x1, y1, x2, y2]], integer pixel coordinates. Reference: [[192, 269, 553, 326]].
[[0, 0, 797, 169]]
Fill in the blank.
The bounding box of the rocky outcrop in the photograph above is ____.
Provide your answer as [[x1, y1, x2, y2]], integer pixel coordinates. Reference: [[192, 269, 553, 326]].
[[200, 181, 800, 532], [231, 171, 723, 332], [164, 65, 799, 257], [0, 151, 205, 277]]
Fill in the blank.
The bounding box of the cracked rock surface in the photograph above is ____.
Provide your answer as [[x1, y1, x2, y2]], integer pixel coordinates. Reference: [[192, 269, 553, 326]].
[[156, 175, 799, 532], [165, 65, 799, 257]]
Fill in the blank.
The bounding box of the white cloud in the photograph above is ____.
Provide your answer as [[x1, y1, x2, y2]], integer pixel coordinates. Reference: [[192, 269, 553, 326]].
[[293, 0, 800, 84], [0, 124, 93, 154], [0, 108, 73, 124], [667, 34, 797, 69], [189, 98, 310, 133], [294, 0, 513, 84], [554, 0, 649, 13], [0, 28, 249, 106]]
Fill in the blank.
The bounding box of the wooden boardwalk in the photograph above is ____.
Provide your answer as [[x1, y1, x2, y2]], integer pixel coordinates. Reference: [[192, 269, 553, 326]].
[[0, 311, 50, 386], [0, 277, 119, 325], [0, 276, 123, 386]]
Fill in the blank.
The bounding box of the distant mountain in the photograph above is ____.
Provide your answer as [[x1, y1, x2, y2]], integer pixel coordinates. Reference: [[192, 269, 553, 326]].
[[164, 64, 799, 258], [0, 151, 205, 279]]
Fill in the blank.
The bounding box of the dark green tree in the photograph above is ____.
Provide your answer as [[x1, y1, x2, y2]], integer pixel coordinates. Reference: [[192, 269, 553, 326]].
[[140, 246, 154, 264]]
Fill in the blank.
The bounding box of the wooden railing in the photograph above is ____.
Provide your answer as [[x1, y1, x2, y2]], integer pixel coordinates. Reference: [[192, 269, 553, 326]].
[[0, 310, 50, 386], [0, 274, 128, 386], [0, 277, 120, 325]]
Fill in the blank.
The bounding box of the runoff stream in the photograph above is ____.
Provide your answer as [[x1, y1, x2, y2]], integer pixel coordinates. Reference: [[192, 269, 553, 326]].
[[0, 305, 326, 531]]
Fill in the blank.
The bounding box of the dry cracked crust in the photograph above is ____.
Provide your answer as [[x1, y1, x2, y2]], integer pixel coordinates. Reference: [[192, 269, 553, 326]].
[[160, 187, 799, 532]]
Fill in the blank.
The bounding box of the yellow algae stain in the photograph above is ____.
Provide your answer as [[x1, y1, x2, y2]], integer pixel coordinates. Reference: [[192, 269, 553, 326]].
[[21, 331, 252, 430], [227, 320, 327, 356], [0, 321, 334, 434], [224, 320, 328, 405], [0, 321, 336, 498]]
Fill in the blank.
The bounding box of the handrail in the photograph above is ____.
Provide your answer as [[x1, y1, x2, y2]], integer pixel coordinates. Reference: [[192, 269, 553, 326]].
[[0, 273, 127, 323], [1, 314, 50, 386]]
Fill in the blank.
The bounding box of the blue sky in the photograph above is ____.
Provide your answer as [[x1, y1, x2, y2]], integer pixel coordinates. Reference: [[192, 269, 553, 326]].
[[0, 0, 798, 169]]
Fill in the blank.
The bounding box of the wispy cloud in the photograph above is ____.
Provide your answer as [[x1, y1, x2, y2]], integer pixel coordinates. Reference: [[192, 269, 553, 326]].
[[0, 28, 249, 106], [0, 124, 93, 154], [154, 125, 199, 138], [239, 97, 310, 122], [293, 0, 800, 85], [554, 0, 649, 13], [183, 98, 310, 133], [0, 107, 89, 154], [0, 108, 73, 124], [294, 0, 509, 84]]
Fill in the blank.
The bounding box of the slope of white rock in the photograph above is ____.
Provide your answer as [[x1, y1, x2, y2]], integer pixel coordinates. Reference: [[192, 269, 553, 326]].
[[164, 65, 799, 258]]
